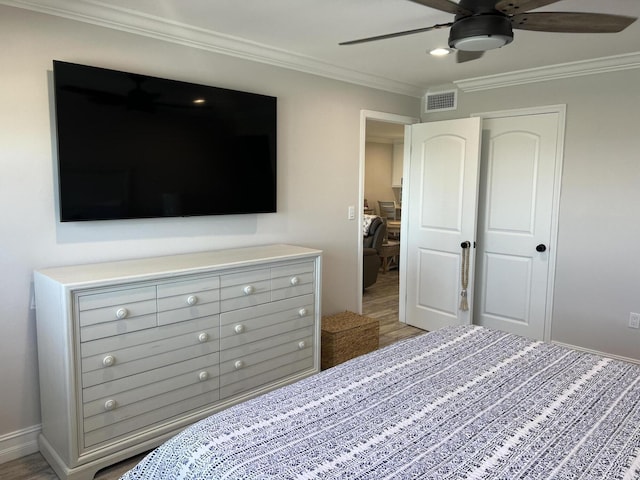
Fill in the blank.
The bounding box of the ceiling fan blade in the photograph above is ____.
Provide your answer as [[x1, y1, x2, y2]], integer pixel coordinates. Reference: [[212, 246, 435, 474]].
[[495, 0, 562, 15], [339, 22, 453, 46], [512, 12, 637, 33], [457, 50, 484, 63], [408, 0, 472, 16]]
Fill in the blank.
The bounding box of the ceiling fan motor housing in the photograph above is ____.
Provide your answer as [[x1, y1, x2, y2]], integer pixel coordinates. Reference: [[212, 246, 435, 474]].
[[449, 15, 514, 51]]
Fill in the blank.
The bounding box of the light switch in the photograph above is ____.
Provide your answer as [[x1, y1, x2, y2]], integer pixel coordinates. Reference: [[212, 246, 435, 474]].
[[348, 205, 355, 220]]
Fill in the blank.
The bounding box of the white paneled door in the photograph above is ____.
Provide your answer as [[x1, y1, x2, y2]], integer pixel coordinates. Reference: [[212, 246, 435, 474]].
[[401, 109, 562, 340], [473, 111, 562, 339], [403, 118, 482, 332]]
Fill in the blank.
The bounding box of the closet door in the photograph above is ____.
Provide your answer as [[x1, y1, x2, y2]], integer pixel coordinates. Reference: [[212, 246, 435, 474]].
[[402, 118, 481, 331], [473, 110, 563, 340]]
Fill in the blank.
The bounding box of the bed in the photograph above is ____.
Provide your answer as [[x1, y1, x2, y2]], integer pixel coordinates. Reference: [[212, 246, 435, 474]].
[[120, 325, 640, 479]]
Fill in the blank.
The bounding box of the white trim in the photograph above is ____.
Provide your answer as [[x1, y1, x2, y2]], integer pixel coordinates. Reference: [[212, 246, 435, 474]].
[[0, 424, 40, 465], [471, 104, 566, 343], [5, 0, 639, 97], [552, 341, 640, 366], [455, 52, 640, 92], [0, 0, 424, 98]]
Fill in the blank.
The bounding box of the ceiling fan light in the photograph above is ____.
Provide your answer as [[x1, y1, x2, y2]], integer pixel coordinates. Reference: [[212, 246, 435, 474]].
[[448, 15, 514, 52], [452, 34, 511, 51], [429, 47, 451, 56]]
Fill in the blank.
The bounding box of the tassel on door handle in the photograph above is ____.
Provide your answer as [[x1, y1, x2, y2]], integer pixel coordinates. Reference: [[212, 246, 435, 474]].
[[459, 241, 471, 311]]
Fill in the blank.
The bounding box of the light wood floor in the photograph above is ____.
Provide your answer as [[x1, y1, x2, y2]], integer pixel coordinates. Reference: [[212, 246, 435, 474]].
[[363, 268, 424, 348], [2, 268, 424, 480]]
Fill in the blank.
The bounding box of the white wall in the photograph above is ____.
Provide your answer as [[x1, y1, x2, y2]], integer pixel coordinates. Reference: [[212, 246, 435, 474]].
[[0, 5, 419, 455], [424, 69, 640, 362]]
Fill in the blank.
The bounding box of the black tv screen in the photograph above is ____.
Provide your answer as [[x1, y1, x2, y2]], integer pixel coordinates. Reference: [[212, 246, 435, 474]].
[[53, 61, 277, 221]]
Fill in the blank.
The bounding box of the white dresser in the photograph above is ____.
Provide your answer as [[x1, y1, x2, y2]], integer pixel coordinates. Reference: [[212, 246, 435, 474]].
[[34, 244, 322, 480]]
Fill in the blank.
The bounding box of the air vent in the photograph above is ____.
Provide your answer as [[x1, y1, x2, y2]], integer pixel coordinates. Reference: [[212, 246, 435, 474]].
[[425, 89, 457, 112]]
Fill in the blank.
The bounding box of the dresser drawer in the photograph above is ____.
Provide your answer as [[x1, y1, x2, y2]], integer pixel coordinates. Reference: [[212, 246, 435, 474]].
[[83, 352, 220, 404], [83, 356, 220, 418], [220, 347, 314, 399], [157, 276, 220, 326], [80, 316, 219, 359], [77, 286, 158, 342], [220, 294, 313, 327], [157, 275, 220, 299], [78, 286, 156, 314], [83, 379, 220, 448], [82, 336, 219, 388], [220, 297, 314, 350], [81, 317, 220, 387], [220, 326, 313, 368], [271, 261, 315, 301], [220, 268, 271, 312]]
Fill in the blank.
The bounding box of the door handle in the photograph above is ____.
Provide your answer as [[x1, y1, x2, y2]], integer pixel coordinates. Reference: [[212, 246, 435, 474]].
[[536, 244, 547, 252]]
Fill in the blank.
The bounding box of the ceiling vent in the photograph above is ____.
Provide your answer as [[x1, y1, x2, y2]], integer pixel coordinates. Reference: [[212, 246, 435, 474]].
[[424, 89, 457, 112]]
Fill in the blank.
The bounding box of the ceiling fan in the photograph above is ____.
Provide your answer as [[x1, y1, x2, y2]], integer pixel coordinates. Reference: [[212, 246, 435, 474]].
[[340, 0, 637, 63]]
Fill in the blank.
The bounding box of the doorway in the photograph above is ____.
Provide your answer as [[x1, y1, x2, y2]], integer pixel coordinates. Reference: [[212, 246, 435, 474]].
[[357, 110, 418, 317]]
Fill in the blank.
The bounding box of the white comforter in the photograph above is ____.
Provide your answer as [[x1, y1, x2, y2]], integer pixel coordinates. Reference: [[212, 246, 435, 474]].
[[120, 326, 640, 479]]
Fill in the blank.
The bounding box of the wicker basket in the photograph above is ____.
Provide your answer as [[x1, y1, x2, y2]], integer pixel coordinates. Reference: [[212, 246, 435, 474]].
[[321, 311, 379, 370]]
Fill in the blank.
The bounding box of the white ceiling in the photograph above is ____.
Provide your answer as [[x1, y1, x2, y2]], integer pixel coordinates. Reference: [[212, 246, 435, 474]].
[[5, 0, 640, 96]]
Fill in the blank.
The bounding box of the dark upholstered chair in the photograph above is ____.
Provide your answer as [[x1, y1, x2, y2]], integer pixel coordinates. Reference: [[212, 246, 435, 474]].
[[363, 216, 387, 290]]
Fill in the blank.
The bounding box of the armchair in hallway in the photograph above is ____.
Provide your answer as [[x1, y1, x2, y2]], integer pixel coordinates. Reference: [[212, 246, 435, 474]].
[[363, 215, 387, 290]]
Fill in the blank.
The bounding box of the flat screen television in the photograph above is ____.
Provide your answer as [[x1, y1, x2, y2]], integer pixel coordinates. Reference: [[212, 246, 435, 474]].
[[53, 60, 277, 221]]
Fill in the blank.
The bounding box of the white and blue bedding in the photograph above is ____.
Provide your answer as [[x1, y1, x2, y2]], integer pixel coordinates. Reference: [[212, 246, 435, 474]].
[[120, 326, 640, 479]]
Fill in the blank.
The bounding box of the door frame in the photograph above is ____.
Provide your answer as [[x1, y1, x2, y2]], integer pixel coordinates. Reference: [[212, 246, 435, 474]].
[[358, 110, 418, 314], [471, 104, 566, 342]]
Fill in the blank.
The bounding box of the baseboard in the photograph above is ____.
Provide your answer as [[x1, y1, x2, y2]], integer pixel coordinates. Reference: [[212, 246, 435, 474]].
[[552, 341, 640, 365], [0, 424, 41, 465]]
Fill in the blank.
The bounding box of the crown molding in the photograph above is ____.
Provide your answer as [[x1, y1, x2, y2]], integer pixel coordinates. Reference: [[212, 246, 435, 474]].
[[0, 0, 425, 98], [454, 52, 640, 92], [5, 0, 639, 98]]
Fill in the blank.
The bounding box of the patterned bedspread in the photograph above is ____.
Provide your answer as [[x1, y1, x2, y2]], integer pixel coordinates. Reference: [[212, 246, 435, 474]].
[[120, 326, 640, 479]]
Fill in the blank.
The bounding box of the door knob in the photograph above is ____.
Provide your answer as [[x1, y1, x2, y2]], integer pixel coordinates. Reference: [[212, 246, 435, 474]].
[[536, 244, 547, 252]]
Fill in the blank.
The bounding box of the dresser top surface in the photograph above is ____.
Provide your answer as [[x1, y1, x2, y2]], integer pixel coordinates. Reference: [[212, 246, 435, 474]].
[[35, 244, 322, 287]]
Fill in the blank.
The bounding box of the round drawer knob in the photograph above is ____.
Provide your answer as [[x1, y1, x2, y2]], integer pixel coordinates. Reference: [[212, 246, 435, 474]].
[[298, 341, 306, 350], [115, 308, 128, 319], [187, 295, 198, 306], [198, 371, 209, 381], [243, 285, 255, 295], [234, 360, 245, 370], [102, 355, 116, 367], [234, 324, 245, 334], [104, 399, 117, 411], [290, 276, 300, 286], [198, 332, 209, 343], [298, 308, 308, 317]]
